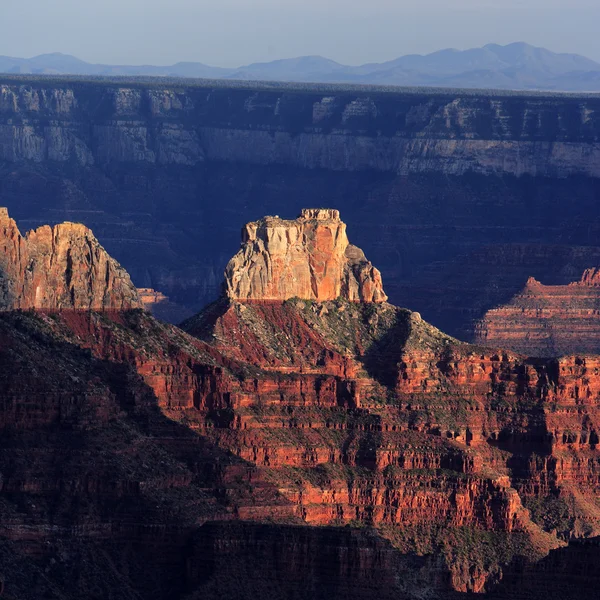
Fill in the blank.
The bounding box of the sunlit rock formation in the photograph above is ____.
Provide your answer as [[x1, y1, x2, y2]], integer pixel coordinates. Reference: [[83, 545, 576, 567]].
[[0, 207, 141, 310], [224, 209, 387, 303], [475, 272, 600, 356]]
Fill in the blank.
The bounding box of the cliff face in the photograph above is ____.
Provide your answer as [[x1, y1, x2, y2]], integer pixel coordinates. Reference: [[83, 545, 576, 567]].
[[178, 211, 600, 593], [5, 296, 600, 598], [225, 208, 387, 303], [0, 207, 141, 310], [3, 78, 600, 336], [182, 295, 600, 594], [2, 209, 600, 598], [475, 273, 600, 356], [2, 82, 600, 175]]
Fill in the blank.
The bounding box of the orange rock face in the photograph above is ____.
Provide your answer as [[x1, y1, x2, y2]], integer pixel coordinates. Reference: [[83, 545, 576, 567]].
[[138, 287, 169, 306], [475, 274, 600, 357], [0, 207, 141, 310], [224, 209, 387, 303], [183, 299, 600, 546], [3, 209, 600, 597]]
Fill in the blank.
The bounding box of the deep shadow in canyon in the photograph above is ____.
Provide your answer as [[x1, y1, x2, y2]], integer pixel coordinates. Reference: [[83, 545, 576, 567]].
[[2, 80, 600, 340]]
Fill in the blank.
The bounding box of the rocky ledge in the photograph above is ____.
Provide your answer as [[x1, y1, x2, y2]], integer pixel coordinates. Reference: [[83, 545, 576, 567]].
[[225, 208, 387, 303], [0, 207, 141, 310], [475, 272, 600, 356]]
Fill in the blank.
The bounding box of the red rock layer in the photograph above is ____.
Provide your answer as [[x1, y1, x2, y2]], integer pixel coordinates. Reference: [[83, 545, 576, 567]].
[[0, 309, 299, 599], [475, 274, 600, 357], [39, 304, 545, 592], [182, 299, 600, 588], [1, 211, 600, 596], [0, 207, 141, 310], [3, 296, 600, 596], [224, 209, 387, 303]]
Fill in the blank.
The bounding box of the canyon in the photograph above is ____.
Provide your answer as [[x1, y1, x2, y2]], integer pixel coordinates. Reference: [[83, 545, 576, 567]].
[[2, 77, 600, 339], [0, 208, 599, 598]]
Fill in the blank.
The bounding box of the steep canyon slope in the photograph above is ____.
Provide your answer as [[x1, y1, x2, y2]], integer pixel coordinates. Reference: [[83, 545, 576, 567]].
[[1, 208, 600, 598], [2, 77, 600, 337], [475, 270, 600, 357]]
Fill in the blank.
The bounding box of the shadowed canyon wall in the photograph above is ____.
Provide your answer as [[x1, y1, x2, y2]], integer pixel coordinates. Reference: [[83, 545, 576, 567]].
[[2, 78, 600, 336]]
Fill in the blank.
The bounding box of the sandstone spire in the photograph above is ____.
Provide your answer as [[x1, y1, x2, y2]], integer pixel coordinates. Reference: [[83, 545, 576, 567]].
[[224, 208, 387, 303], [0, 208, 142, 310]]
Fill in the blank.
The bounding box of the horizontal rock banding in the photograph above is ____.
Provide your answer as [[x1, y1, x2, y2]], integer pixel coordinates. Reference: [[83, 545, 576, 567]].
[[2, 207, 600, 596], [475, 273, 600, 356], [225, 208, 387, 303]]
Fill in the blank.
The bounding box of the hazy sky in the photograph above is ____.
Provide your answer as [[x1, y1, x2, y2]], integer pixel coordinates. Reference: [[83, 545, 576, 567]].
[[2, 0, 600, 66]]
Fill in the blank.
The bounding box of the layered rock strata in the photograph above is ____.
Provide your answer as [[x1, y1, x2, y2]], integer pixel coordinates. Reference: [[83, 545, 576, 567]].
[[0, 207, 141, 310], [1, 211, 600, 598], [225, 209, 387, 303], [475, 272, 600, 356], [4, 79, 600, 337]]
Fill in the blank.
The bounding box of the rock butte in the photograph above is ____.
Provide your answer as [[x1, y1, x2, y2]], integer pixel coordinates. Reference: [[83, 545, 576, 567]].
[[137, 286, 192, 323], [225, 208, 388, 303], [476, 271, 600, 357], [0, 207, 141, 311]]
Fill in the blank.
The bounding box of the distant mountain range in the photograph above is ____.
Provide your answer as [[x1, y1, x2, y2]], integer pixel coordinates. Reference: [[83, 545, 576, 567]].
[[3, 42, 600, 91]]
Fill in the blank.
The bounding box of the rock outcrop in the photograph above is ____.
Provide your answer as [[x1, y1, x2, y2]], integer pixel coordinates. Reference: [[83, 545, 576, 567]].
[[1, 206, 600, 598], [137, 287, 191, 322], [475, 273, 600, 356], [224, 209, 387, 303], [0, 207, 141, 310]]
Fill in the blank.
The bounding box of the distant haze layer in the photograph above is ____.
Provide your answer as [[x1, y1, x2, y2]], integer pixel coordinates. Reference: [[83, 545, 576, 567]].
[[2, 0, 600, 67], [2, 43, 600, 91]]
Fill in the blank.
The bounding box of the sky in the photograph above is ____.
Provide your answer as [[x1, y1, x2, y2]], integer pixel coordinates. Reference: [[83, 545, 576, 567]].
[[1, 0, 600, 67]]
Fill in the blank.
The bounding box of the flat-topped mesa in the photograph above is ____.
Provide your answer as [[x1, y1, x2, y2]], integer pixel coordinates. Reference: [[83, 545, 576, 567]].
[[0, 208, 142, 311], [225, 209, 387, 303], [475, 270, 600, 356], [298, 208, 341, 221]]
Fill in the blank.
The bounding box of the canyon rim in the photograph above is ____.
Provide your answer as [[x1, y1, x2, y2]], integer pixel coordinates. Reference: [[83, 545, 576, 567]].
[[3, 78, 600, 339], [0, 57, 600, 598]]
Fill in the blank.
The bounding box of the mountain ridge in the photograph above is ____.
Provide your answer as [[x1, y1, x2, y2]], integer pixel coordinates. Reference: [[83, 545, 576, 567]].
[[3, 42, 600, 91]]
